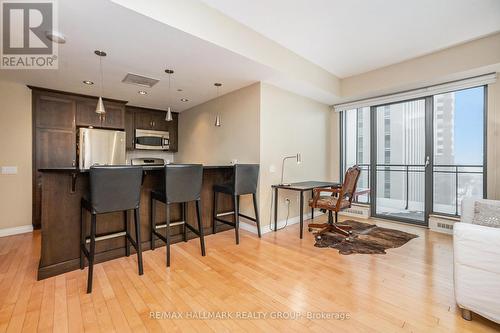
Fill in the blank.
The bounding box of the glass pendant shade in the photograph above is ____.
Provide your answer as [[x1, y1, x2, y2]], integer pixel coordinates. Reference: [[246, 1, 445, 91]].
[[95, 96, 106, 114], [215, 114, 221, 127], [165, 107, 173, 121]]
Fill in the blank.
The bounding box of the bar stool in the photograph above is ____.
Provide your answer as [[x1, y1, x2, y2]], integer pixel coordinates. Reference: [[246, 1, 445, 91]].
[[80, 166, 144, 294], [213, 164, 261, 244], [150, 164, 206, 267]]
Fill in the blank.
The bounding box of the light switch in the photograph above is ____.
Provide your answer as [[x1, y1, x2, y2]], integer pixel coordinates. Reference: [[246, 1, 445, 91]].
[[1, 166, 18, 174], [269, 165, 276, 173]]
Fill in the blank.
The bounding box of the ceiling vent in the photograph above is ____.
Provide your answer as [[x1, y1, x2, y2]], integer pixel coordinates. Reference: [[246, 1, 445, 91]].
[[122, 73, 159, 88]]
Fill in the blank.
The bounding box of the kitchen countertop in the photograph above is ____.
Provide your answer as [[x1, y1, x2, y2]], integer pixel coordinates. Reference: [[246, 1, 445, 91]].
[[38, 165, 235, 172]]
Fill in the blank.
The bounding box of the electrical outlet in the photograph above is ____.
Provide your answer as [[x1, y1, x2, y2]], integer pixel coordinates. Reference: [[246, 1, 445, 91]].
[[1, 166, 17, 175]]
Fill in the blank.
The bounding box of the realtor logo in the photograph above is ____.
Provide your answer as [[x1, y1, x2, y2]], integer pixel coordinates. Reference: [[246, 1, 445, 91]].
[[1, 0, 58, 69]]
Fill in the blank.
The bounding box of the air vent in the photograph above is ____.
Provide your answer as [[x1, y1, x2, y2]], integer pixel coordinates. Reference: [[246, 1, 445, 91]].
[[339, 204, 370, 219], [122, 73, 159, 88], [429, 215, 457, 235]]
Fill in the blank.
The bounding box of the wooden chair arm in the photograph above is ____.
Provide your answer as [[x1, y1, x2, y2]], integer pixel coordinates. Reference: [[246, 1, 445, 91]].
[[311, 187, 341, 206]]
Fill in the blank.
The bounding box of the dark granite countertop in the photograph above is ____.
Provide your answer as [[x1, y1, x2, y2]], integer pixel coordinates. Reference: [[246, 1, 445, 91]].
[[38, 165, 235, 172]]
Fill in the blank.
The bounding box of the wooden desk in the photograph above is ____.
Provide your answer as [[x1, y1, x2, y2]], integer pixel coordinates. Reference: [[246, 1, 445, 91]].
[[271, 181, 341, 238]]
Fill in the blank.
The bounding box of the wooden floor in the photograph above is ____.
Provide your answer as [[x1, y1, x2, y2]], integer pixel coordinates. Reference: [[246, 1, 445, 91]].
[[1, 216, 499, 333]]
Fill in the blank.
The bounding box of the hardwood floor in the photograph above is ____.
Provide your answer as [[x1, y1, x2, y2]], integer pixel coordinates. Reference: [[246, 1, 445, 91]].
[[0, 216, 499, 332]]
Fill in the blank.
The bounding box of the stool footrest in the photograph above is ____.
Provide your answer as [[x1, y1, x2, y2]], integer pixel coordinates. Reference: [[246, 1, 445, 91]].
[[85, 231, 126, 244], [216, 211, 234, 217], [154, 220, 185, 229]]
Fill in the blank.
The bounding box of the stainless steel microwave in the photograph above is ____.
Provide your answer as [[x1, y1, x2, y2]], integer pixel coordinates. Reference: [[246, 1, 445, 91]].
[[135, 129, 170, 150]]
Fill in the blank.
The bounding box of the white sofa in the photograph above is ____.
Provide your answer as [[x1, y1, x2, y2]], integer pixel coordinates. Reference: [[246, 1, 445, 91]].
[[453, 198, 500, 323]]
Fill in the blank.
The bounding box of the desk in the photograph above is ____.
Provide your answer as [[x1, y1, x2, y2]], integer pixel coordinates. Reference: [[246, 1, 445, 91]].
[[272, 181, 341, 238]]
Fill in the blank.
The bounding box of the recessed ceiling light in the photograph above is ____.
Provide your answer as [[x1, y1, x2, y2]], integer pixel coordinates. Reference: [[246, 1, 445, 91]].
[[177, 89, 183, 92], [45, 31, 66, 44], [180, 98, 189, 102], [83, 80, 94, 85], [138, 90, 148, 95]]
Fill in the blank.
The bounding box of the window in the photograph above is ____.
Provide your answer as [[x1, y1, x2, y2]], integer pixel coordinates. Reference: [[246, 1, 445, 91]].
[[341, 107, 370, 203], [432, 86, 485, 215], [339, 84, 487, 220]]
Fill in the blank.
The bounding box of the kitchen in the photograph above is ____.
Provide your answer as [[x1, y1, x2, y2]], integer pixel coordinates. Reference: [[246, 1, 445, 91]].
[[32, 85, 243, 280]]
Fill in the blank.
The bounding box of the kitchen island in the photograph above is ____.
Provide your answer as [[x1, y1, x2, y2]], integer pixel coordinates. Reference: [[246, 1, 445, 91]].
[[37, 165, 236, 279]]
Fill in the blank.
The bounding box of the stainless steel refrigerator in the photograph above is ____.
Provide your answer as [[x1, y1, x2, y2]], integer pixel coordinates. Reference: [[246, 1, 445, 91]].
[[78, 128, 126, 170]]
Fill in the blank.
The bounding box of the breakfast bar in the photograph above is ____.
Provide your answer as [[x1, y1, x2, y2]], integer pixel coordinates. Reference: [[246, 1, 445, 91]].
[[37, 165, 236, 279]]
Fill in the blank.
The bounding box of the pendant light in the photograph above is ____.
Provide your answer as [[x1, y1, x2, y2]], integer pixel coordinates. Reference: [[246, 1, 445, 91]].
[[94, 50, 107, 115], [165, 69, 174, 121], [214, 83, 222, 127]]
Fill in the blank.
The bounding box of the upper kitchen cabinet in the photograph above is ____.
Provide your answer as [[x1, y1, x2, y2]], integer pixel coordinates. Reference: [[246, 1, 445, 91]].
[[125, 109, 135, 150], [76, 98, 125, 129], [35, 93, 75, 130], [134, 108, 170, 131]]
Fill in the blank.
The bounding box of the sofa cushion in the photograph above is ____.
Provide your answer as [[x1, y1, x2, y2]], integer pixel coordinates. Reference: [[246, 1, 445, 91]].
[[472, 201, 500, 228]]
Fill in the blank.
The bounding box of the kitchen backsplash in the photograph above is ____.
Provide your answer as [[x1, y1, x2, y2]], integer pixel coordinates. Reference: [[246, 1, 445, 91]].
[[126, 150, 175, 165]]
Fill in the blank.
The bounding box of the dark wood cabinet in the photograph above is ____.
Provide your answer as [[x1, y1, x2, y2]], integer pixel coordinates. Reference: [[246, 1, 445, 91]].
[[125, 109, 135, 150], [76, 99, 125, 129], [35, 129, 76, 168], [134, 109, 169, 131], [134, 110, 154, 130], [102, 102, 125, 129], [150, 111, 170, 131], [35, 95, 75, 130], [76, 99, 101, 128], [32, 90, 78, 229]]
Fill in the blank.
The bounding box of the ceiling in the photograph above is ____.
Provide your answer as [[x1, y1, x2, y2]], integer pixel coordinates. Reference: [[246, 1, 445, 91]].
[[0, 0, 277, 111], [1, 0, 499, 111], [201, 0, 500, 78]]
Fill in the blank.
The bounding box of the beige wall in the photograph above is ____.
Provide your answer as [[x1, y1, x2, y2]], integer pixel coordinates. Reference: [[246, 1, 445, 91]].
[[177, 82, 260, 165], [339, 32, 500, 200], [0, 81, 32, 230], [259, 83, 333, 226], [176, 82, 261, 219]]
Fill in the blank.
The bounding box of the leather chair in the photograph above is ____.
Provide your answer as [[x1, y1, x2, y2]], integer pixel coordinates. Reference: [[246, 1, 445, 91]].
[[151, 164, 206, 267], [80, 166, 144, 293], [213, 164, 261, 244], [308, 165, 361, 239]]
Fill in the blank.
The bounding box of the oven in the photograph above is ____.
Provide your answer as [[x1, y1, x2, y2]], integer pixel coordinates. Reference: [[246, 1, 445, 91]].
[[135, 129, 170, 150]]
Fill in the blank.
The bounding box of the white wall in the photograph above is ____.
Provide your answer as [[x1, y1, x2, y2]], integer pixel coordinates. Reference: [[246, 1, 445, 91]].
[[0, 81, 32, 233], [259, 83, 334, 228]]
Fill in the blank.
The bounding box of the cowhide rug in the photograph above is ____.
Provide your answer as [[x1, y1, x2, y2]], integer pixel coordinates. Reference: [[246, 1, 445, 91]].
[[313, 220, 418, 255]]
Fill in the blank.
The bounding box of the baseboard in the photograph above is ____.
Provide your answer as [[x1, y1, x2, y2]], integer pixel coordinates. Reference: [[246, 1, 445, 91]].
[[0, 224, 33, 238], [239, 211, 325, 235]]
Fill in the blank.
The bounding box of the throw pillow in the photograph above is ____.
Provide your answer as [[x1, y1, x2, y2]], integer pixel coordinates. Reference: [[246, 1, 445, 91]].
[[472, 201, 500, 228]]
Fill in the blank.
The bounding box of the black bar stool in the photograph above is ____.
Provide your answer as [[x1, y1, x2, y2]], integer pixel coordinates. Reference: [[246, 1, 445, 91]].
[[213, 164, 261, 244], [80, 166, 144, 294], [150, 164, 206, 267]]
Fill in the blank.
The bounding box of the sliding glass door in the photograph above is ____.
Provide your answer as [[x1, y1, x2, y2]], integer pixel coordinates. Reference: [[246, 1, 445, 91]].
[[372, 98, 431, 224], [340, 85, 487, 225]]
